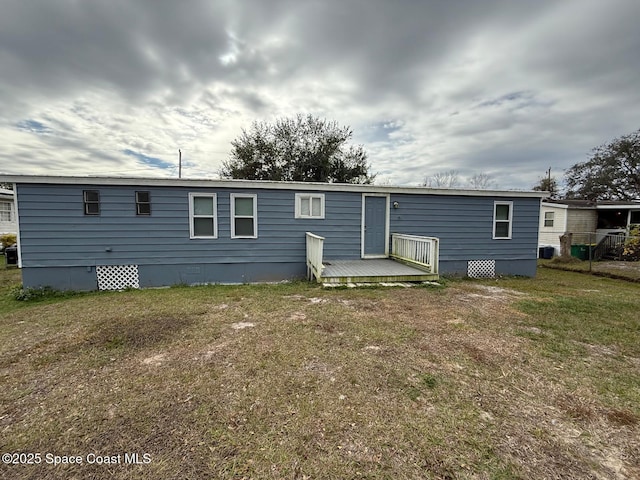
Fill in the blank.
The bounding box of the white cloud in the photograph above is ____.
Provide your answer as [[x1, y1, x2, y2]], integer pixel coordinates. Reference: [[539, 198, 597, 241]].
[[1, 0, 639, 191]]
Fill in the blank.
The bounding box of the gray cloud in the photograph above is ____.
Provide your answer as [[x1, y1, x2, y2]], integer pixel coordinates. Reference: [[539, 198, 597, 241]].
[[1, 0, 639, 190]]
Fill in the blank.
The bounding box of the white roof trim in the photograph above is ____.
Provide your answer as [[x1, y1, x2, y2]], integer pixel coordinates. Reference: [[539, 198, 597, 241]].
[[0, 174, 549, 198], [596, 204, 640, 210], [540, 203, 569, 210]]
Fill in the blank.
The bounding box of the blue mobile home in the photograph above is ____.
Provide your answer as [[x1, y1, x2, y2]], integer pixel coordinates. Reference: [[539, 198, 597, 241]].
[[1, 175, 546, 290]]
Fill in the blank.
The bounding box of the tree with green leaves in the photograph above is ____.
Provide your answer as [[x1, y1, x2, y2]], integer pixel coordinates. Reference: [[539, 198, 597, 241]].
[[565, 128, 640, 200], [221, 114, 375, 184], [532, 176, 559, 198]]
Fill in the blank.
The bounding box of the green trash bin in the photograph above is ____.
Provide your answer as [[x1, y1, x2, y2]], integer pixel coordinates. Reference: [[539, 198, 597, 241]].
[[571, 244, 589, 260], [571, 244, 596, 260]]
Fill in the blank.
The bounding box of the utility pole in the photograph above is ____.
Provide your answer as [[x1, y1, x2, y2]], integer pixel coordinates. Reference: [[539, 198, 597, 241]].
[[178, 149, 182, 179]]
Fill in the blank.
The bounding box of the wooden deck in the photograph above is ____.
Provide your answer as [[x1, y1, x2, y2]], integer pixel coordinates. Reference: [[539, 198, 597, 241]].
[[320, 259, 439, 284]]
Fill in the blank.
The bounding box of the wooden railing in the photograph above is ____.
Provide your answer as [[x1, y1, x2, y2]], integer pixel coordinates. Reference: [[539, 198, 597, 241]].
[[390, 233, 439, 274], [305, 232, 325, 282]]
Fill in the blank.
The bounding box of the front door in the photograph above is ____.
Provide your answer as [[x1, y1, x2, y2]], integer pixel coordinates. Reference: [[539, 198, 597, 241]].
[[363, 195, 388, 257]]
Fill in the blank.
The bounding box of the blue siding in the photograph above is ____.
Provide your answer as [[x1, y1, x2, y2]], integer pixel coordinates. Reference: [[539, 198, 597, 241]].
[[389, 194, 540, 260], [15, 182, 541, 288], [16, 184, 362, 268], [389, 193, 539, 276]]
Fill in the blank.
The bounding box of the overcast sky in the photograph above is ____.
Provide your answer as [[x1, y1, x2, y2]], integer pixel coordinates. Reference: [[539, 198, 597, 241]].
[[1, 0, 639, 190]]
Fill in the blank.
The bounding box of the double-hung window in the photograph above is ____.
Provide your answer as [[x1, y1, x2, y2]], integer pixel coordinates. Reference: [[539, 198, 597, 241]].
[[136, 191, 151, 215], [189, 193, 217, 238], [0, 202, 12, 222], [295, 193, 325, 219], [543, 211, 554, 227], [83, 190, 100, 215], [493, 201, 513, 239], [231, 194, 257, 238]]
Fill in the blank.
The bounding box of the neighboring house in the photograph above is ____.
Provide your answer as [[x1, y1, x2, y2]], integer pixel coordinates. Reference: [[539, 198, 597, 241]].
[[539, 199, 640, 256], [0, 187, 17, 236], [1, 175, 547, 290]]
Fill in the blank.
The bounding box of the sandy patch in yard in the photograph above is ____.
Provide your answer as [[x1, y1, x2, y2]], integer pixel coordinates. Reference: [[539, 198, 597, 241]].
[[231, 321, 255, 330], [201, 341, 232, 361], [142, 353, 166, 366], [460, 284, 527, 302]]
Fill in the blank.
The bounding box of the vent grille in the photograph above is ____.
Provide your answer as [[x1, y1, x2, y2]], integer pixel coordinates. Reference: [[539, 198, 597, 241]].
[[467, 260, 496, 278], [96, 265, 140, 290]]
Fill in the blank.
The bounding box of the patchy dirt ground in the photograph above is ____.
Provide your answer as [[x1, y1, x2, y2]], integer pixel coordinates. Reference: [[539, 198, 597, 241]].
[[0, 273, 639, 479], [544, 259, 640, 282], [598, 260, 640, 272]]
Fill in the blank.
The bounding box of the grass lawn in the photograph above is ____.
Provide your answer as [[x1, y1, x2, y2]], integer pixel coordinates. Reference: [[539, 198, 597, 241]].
[[0, 265, 638, 479]]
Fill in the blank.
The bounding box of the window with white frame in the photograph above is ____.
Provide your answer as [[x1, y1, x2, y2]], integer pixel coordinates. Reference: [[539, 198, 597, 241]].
[[189, 193, 217, 238], [295, 193, 325, 219], [83, 190, 100, 215], [0, 202, 12, 222], [543, 211, 554, 227], [231, 194, 257, 238], [493, 201, 513, 239], [135, 191, 151, 215]]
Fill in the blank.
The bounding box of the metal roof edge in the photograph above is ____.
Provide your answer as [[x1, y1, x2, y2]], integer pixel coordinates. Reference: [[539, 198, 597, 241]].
[[0, 174, 549, 198]]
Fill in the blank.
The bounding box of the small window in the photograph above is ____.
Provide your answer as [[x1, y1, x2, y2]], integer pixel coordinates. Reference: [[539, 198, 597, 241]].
[[231, 194, 257, 238], [189, 193, 217, 238], [544, 211, 554, 227], [83, 190, 100, 215], [136, 191, 151, 215], [295, 193, 325, 219], [493, 201, 513, 239], [631, 210, 640, 225], [0, 202, 12, 222]]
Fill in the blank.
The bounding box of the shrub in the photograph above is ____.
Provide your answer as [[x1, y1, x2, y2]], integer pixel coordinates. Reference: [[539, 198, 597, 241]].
[[621, 226, 640, 261], [1, 233, 17, 249]]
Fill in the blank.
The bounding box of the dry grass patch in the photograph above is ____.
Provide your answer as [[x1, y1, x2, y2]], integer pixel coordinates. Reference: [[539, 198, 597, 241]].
[[0, 271, 639, 479]]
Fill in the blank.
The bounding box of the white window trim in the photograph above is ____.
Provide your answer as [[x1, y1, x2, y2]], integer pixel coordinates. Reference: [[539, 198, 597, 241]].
[[231, 193, 257, 239], [189, 193, 218, 239], [135, 191, 151, 216], [0, 202, 12, 222], [83, 190, 100, 216], [493, 201, 513, 240], [543, 211, 554, 227], [294, 193, 325, 219]]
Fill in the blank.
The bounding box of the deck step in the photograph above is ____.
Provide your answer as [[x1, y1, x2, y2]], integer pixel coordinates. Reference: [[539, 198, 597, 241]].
[[323, 281, 441, 288], [319, 258, 439, 284]]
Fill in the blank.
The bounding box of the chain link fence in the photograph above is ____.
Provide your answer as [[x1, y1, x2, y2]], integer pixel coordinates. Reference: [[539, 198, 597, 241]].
[[540, 229, 640, 270]]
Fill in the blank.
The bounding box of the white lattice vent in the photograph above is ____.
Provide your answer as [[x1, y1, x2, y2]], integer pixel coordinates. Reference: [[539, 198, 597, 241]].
[[96, 265, 140, 290], [467, 260, 496, 278]]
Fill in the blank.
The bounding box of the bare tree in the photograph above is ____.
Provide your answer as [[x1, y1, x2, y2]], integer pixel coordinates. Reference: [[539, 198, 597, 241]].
[[468, 173, 495, 189], [375, 176, 394, 186], [423, 170, 460, 188]]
